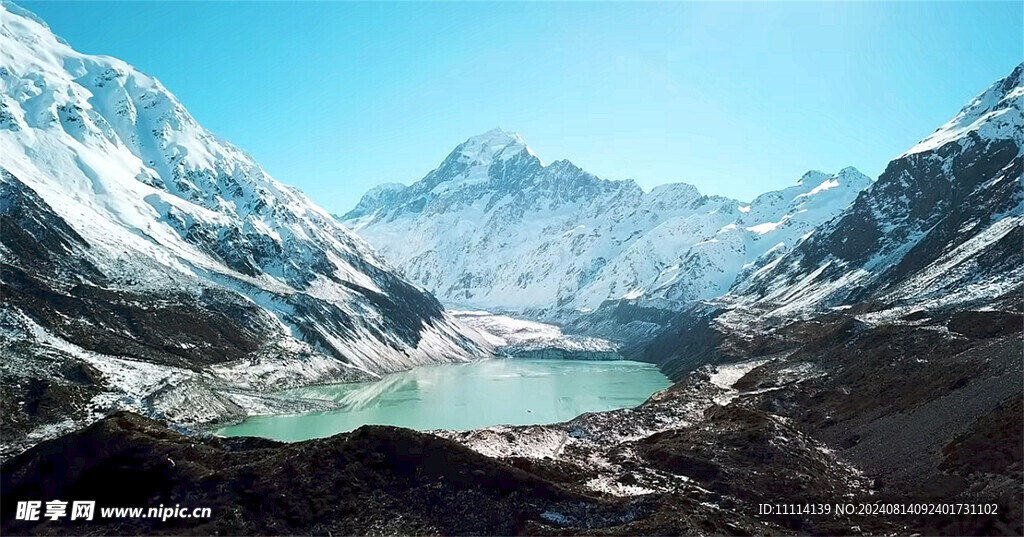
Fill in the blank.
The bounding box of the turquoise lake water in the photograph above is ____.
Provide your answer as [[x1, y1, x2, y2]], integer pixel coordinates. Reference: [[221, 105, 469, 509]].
[[217, 359, 671, 442]]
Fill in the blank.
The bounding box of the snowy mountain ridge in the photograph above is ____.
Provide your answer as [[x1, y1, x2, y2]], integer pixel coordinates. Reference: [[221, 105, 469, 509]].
[[726, 62, 1024, 319], [903, 63, 1024, 156], [0, 0, 494, 445], [341, 129, 871, 316]]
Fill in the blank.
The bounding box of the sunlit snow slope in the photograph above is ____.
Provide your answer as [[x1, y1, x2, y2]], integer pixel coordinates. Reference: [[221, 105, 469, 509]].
[[0, 0, 492, 431], [342, 128, 871, 316]]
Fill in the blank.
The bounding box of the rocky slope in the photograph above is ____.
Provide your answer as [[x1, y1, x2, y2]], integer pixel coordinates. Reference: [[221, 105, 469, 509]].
[[618, 62, 1024, 534], [7, 306, 1020, 536], [728, 63, 1023, 318], [634, 60, 1022, 403], [585, 63, 1024, 350], [341, 129, 870, 317], [0, 401, 887, 536], [0, 1, 492, 455]]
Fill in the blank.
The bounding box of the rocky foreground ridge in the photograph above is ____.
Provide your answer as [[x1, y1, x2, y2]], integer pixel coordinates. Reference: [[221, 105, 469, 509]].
[[2, 309, 1020, 536]]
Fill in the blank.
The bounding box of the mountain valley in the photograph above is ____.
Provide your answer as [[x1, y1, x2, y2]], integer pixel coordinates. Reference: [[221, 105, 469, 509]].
[[1, 2, 1021, 535]]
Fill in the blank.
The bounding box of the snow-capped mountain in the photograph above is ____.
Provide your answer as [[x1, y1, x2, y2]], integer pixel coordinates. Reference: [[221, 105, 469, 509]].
[[0, 1, 492, 443], [730, 62, 1024, 317], [342, 128, 870, 316]]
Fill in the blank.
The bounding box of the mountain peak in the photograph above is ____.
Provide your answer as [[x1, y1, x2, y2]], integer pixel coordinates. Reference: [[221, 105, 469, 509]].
[[454, 127, 534, 165], [796, 170, 832, 185], [903, 61, 1024, 156], [471, 126, 522, 143]]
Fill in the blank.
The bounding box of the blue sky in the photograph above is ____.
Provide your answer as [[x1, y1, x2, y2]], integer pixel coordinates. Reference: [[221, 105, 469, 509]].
[[23, 1, 1023, 213]]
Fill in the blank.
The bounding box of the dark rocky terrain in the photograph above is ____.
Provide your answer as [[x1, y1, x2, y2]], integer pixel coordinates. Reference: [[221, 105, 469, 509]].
[[600, 62, 1024, 535], [4, 305, 1019, 536], [0, 411, 813, 536], [647, 307, 1022, 535]]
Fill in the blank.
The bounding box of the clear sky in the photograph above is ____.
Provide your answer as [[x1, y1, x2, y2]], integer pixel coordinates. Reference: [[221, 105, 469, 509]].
[[21, 1, 1024, 213]]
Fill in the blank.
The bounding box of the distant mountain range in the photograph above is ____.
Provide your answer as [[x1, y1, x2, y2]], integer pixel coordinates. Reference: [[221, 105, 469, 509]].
[[341, 130, 872, 317], [342, 64, 1022, 340]]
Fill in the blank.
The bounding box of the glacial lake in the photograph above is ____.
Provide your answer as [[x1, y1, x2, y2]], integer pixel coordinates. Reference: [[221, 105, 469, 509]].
[[217, 359, 671, 442]]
